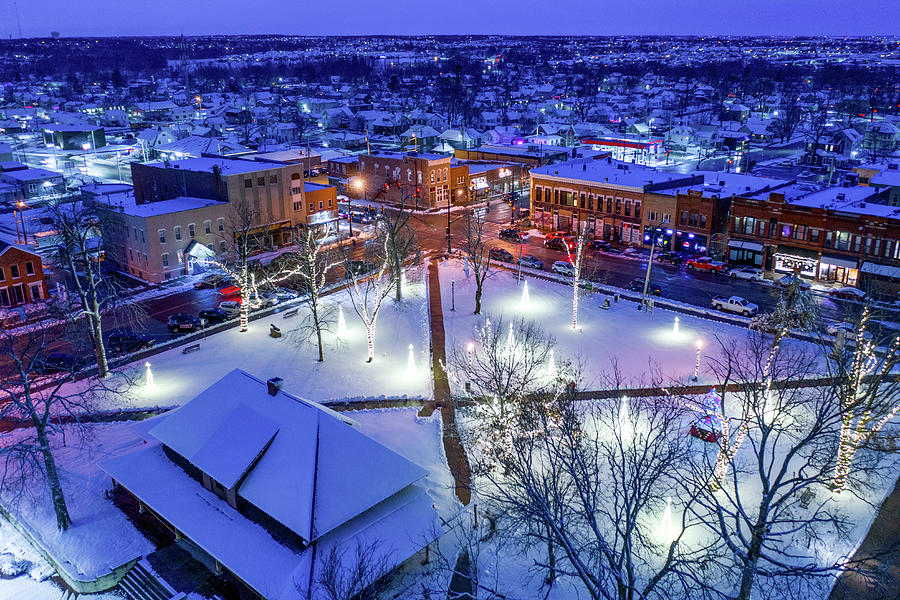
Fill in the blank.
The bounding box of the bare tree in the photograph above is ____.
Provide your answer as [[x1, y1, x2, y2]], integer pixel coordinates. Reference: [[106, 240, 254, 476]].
[[696, 333, 853, 600], [345, 243, 394, 363], [50, 202, 111, 378], [377, 196, 418, 302], [284, 226, 342, 362], [462, 208, 492, 315], [569, 226, 592, 330], [298, 539, 395, 600], [824, 305, 900, 493], [0, 323, 102, 530]]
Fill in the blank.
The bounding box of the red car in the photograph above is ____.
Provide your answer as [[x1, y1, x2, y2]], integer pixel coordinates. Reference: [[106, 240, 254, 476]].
[[686, 257, 727, 273]]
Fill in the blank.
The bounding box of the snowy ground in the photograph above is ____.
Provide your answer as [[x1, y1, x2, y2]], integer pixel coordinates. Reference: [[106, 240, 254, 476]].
[[439, 259, 824, 390], [80, 268, 432, 410], [0, 423, 153, 586]]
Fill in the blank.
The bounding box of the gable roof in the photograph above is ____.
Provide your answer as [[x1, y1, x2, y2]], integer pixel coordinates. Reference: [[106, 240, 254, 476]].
[[147, 369, 427, 543]]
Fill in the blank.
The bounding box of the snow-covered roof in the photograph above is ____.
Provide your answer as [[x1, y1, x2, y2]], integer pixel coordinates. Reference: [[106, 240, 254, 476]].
[[114, 197, 227, 218]]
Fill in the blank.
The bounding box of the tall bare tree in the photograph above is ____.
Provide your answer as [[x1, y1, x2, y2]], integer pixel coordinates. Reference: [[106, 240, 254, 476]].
[[345, 242, 394, 363], [462, 208, 492, 315], [377, 196, 418, 302]]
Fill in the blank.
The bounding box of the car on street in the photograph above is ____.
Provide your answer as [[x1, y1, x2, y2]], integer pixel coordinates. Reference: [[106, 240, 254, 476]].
[[199, 308, 231, 324], [777, 274, 811, 289], [218, 285, 242, 299], [167, 313, 207, 333], [489, 247, 515, 263], [552, 261, 576, 276], [194, 273, 232, 289], [655, 252, 683, 266], [499, 228, 527, 242], [33, 352, 83, 374], [625, 279, 661, 295], [712, 295, 759, 316], [829, 287, 866, 301], [588, 239, 612, 252], [350, 211, 375, 224], [686, 257, 727, 273], [218, 300, 242, 318], [272, 287, 302, 302], [517, 255, 544, 270], [827, 321, 874, 340], [728, 266, 764, 282], [106, 328, 156, 354], [544, 237, 572, 252]]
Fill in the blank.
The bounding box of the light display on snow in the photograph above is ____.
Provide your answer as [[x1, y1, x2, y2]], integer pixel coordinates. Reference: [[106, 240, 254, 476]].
[[144, 361, 156, 393], [407, 344, 416, 374], [673, 316, 679, 335], [520, 280, 530, 307], [618, 395, 633, 440], [337, 304, 348, 336], [658, 496, 678, 543], [546, 349, 557, 380], [690, 388, 722, 442], [505, 322, 516, 355]]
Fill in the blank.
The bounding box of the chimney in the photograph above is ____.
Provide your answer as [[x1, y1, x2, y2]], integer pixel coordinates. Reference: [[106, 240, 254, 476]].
[[583, 163, 587, 171], [266, 377, 283, 396]]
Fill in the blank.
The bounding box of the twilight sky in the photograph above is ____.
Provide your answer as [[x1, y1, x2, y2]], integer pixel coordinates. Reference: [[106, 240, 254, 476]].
[[1, 0, 898, 38]]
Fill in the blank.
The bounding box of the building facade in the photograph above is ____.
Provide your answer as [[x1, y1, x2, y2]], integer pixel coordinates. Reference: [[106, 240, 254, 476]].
[[0, 243, 47, 307]]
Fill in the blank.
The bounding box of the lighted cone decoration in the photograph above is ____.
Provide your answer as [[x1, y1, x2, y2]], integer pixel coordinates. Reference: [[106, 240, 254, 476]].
[[690, 388, 723, 442]]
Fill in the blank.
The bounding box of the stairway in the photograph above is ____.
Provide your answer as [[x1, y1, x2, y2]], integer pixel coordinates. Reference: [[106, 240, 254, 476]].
[[115, 559, 179, 600]]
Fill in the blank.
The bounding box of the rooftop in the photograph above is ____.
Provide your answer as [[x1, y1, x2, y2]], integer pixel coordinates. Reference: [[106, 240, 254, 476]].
[[111, 196, 227, 218], [532, 158, 698, 190], [145, 157, 279, 176]]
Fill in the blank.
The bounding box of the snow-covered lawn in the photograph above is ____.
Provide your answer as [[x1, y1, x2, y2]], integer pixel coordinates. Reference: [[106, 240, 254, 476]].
[[0, 423, 153, 584], [85, 271, 432, 410], [439, 260, 821, 390]]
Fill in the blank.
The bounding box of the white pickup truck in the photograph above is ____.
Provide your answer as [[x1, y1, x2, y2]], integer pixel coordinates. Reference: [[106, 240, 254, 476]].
[[711, 295, 759, 316]]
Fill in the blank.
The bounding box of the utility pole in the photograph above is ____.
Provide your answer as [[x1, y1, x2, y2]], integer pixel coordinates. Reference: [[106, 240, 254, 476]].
[[641, 220, 668, 308]]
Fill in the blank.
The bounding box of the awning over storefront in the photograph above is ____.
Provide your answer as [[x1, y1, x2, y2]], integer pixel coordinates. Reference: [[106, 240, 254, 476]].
[[776, 244, 818, 259], [728, 239, 764, 252], [819, 255, 857, 269], [860, 261, 900, 280], [185, 240, 215, 259]]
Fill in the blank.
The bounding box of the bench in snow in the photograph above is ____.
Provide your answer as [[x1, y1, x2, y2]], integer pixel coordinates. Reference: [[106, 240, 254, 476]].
[[282, 308, 299, 318], [182, 344, 201, 354]]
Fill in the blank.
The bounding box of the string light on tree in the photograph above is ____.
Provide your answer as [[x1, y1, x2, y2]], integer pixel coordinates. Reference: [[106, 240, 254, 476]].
[[691, 339, 703, 381]]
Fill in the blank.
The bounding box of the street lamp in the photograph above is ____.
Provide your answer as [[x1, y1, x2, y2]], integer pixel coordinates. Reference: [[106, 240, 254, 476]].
[[14, 201, 27, 244], [351, 176, 365, 236]]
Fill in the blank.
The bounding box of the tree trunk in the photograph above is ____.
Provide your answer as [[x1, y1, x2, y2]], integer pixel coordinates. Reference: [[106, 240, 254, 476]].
[[88, 297, 108, 378], [311, 297, 324, 362], [366, 324, 375, 362], [474, 281, 483, 315], [36, 426, 71, 530]]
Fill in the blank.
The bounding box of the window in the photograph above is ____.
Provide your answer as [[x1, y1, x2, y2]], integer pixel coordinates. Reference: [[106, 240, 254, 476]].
[[700, 215, 707, 229], [319, 201, 324, 210], [624, 200, 632, 217], [407, 169, 412, 182], [257, 177, 265, 186], [269, 175, 277, 184], [244, 179, 252, 188], [430, 171, 435, 184], [794, 225, 807, 241], [648, 211, 658, 222], [29, 284, 41, 301], [606, 198, 612, 213], [634, 201, 641, 216], [218, 218, 225, 232], [308, 202, 314, 212], [189, 223, 196, 238], [220, 240, 227, 252], [293, 200, 301, 211], [615, 198, 621, 215], [810, 228, 820, 243], [10, 265, 19, 279], [204, 220, 211, 234], [662, 213, 671, 223], [177, 251, 184, 264], [0, 267, 4, 281], [158, 229, 166, 243], [141, 230, 145, 243], [781, 224, 793, 238], [161, 253, 169, 267], [174, 226, 182, 241], [327, 199, 333, 208], [680, 211, 688, 225], [689, 213, 698, 227], [417, 172, 422, 184], [25, 261, 34, 275]]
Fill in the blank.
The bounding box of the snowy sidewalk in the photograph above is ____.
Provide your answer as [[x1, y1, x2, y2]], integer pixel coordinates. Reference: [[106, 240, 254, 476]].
[[425, 259, 472, 506]]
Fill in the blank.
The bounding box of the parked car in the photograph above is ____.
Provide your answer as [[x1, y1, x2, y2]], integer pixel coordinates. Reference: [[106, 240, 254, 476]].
[[194, 273, 232, 289], [728, 266, 764, 282], [199, 308, 231, 324], [272, 287, 301, 302], [499, 228, 527, 242], [712, 295, 759, 316], [259, 291, 281, 307], [544, 237, 572, 252], [218, 300, 242, 318], [517, 255, 544, 270], [33, 352, 83, 374], [588, 239, 611, 252], [167, 313, 206, 333], [829, 287, 866, 301], [686, 257, 727, 273], [106, 328, 155, 354], [218, 285, 242, 299], [655, 252, 683, 266], [777, 274, 811, 289], [827, 321, 874, 340], [489, 247, 515, 263], [625, 279, 662, 295], [552, 261, 576, 276]]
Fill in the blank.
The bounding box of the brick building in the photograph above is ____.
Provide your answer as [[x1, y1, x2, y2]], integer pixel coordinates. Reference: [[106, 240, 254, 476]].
[[356, 151, 452, 208], [0, 242, 47, 307]]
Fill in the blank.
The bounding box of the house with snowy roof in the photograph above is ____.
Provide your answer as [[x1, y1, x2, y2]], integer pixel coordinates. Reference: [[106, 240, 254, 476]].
[[102, 369, 441, 600]]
